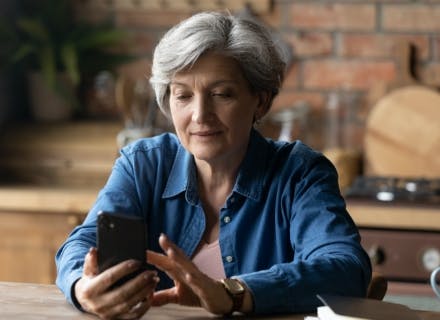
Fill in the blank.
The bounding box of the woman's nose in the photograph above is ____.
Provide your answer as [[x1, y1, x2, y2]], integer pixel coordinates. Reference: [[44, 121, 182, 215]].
[[191, 96, 213, 123]]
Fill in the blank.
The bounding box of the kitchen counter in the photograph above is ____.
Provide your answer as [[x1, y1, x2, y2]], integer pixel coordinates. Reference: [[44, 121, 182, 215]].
[[0, 185, 98, 214], [347, 200, 440, 231]]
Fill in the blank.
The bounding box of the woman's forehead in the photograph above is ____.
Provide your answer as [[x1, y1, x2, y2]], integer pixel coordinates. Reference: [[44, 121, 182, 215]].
[[171, 52, 245, 85]]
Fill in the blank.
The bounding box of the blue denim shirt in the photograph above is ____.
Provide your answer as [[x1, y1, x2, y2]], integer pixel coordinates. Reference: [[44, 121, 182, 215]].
[[55, 129, 371, 314]]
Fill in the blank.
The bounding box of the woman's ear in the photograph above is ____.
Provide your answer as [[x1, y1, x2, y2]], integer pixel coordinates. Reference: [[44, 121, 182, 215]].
[[255, 91, 272, 121]]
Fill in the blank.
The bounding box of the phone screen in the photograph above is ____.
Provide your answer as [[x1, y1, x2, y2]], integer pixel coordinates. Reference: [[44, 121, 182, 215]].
[[97, 211, 147, 287]]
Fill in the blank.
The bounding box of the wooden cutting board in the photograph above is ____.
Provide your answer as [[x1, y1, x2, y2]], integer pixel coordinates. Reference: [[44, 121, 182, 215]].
[[364, 85, 440, 178]]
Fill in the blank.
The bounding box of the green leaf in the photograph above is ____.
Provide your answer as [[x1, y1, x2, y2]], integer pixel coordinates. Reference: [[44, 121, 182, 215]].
[[61, 43, 80, 86], [38, 46, 57, 88], [10, 44, 35, 64], [16, 18, 49, 42]]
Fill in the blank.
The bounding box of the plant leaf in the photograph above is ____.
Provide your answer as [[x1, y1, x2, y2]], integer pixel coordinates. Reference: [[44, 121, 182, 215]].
[[61, 43, 80, 86], [38, 46, 57, 88], [10, 44, 35, 63], [16, 18, 49, 42]]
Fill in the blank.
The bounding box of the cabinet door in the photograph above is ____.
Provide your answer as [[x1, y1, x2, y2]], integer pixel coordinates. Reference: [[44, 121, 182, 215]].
[[0, 211, 83, 284]]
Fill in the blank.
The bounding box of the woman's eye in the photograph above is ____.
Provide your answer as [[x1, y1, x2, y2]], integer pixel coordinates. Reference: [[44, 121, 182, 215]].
[[212, 92, 231, 98], [175, 94, 191, 101]]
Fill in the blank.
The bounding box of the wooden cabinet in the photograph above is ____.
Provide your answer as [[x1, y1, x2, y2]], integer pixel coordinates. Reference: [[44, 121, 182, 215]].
[[0, 122, 120, 283], [0, 187, 98, 284], [0, 210, 84, 283]]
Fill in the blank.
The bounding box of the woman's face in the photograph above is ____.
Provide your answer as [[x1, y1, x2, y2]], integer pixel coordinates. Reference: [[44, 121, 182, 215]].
[[169, 52, 265, 166]]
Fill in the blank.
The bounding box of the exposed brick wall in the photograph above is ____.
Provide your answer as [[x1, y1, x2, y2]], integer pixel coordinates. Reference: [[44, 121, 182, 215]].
[[74, 0, 440, 150]]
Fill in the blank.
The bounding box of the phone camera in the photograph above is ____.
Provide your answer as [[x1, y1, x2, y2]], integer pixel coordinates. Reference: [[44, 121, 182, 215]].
[[99, 216, 112, 230]]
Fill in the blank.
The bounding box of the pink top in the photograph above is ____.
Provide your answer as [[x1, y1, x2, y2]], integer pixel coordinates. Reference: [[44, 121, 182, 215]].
[[191, 239, 226, 279]]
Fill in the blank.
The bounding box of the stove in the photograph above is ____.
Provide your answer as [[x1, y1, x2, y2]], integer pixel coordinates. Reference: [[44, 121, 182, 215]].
[[346, 176, 440, 205], [345, 176, 440, 296]]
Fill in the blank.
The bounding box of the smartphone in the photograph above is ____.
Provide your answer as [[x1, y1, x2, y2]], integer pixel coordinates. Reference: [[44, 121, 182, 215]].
[[97, 211, 147, 288]]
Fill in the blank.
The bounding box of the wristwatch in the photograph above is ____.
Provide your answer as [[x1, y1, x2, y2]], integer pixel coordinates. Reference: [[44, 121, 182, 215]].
[[220, 278, 245, 314]]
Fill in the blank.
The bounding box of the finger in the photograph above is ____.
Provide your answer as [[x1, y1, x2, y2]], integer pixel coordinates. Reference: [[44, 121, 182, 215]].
[[89, 247, 99, 275], [118, 298, 151, 320], [156, 235, 199, 281], [147, 250, 174, 270], [83, 247, 98, 277], [103, 272, 159, 317], [87, 259, 144, 296], [151, 287, 179, 306], [154, 235, 214, 295], [92, 271, 158, 318], [159, 234, 187, 258], [147, 249, 187, 284]]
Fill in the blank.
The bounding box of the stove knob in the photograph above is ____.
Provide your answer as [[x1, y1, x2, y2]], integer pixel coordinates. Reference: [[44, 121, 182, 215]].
[[421, 248, 440, 272], [368, 245, 385, 266]]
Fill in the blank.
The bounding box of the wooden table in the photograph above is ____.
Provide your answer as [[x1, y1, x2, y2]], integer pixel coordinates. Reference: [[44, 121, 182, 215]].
[[1, 282, 440, 320], [0, 282, 306, 319]]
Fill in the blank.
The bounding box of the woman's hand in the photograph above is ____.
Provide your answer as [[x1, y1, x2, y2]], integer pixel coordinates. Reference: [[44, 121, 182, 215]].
[[147, 234, 234, 315], [74, 247, 159, 320]]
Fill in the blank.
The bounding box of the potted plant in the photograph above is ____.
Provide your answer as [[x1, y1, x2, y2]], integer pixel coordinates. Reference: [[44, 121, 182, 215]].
[[0, 0, 133, 121]]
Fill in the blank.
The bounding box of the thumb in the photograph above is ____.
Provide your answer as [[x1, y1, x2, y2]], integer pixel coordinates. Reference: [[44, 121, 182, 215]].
[[83, 247, 99, 276]]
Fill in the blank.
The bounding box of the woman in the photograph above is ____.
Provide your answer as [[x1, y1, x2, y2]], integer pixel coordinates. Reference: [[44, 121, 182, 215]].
[[56, 11, 371, 319]]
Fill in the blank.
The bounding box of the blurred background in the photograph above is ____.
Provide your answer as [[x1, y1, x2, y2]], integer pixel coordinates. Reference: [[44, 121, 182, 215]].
[[0, 0, 439, 312]]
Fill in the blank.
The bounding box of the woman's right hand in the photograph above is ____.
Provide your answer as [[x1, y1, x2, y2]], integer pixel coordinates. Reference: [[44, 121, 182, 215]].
[[74, 247, 159, 320]]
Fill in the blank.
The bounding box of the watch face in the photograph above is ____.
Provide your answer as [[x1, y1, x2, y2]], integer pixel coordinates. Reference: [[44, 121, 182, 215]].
[[224, 278, 245, 294]]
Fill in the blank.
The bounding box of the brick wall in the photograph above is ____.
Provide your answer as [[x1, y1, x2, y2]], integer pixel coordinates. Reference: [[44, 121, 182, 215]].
[[74, 0, 440, 150]]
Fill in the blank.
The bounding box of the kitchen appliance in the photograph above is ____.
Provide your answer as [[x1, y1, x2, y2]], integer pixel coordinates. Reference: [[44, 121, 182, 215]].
[[346, 176, 440, 295]]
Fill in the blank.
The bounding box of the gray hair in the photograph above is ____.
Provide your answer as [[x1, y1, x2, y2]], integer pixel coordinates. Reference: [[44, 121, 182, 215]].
[[149, 11, 286, 117]]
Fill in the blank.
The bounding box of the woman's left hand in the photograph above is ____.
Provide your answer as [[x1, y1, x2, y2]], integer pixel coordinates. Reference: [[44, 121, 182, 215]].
[[147, 234, 233, 315]]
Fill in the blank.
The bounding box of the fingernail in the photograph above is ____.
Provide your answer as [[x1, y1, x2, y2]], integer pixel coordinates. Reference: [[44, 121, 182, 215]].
[[128, 260, 141, 268], [144, 272, 159, 282]]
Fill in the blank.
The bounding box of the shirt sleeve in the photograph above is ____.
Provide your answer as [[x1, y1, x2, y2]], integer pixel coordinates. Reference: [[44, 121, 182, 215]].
[[238, 153, 372, 314], [55, 145, 143, 307]]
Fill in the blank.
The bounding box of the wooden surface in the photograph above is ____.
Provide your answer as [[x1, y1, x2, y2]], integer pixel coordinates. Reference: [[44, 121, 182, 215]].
[[347, 200, 440, 231], [0, 282, 439, 320], [0, 282, 307, 319], [0, 209, 86, 283], [0, 185, 98, 213], [364, 85, 440, 178], [0, 121, 121, 186]]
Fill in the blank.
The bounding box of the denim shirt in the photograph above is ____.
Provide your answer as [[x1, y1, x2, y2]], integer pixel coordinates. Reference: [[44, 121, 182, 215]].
[[55, 129, 371, 314]]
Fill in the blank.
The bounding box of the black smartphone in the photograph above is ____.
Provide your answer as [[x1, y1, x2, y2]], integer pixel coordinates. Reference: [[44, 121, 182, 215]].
[[97, 211, 147, 288]]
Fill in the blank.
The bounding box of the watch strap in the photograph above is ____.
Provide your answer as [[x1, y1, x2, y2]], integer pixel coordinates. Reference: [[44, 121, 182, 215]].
[[220, 278, 245, 314]]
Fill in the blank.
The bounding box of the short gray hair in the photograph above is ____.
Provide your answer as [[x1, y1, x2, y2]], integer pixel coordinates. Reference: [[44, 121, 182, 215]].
[[150, 11, 286, 116]]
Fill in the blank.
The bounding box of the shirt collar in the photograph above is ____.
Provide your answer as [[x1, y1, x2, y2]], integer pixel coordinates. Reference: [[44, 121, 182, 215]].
[[233, 128, 269, 202], [162, 144, 194, 199], [162, 129, 269, 202]]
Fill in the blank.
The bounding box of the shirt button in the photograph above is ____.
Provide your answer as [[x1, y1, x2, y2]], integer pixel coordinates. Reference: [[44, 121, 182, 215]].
[[225, 255, 233, 263], [223, 216, 231, 223]]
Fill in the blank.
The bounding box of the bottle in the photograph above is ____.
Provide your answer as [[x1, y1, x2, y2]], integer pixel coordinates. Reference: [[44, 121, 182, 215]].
[[323, 91, 361, 192]]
